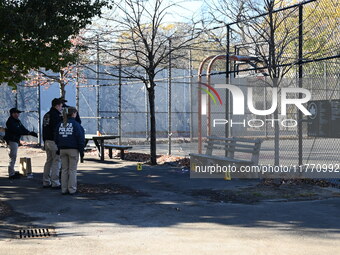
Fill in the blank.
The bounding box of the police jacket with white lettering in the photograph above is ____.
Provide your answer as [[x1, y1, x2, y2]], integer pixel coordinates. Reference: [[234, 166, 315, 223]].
[[55, 118, 85, 154], [42, 107, 62, 141], [4, 116, 30, 144]]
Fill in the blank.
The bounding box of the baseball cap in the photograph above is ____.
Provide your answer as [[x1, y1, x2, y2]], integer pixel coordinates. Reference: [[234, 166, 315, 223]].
[[51, 98, 63, 107], [10, 108, 22, 114], [59, 97, 68, 103]]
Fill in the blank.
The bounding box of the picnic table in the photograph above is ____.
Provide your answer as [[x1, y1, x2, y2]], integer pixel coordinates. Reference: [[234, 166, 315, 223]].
[[85, 134, 120, 161]]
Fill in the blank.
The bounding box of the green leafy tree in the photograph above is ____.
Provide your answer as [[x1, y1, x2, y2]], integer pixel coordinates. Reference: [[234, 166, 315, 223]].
[[0, 0, 105, 87]]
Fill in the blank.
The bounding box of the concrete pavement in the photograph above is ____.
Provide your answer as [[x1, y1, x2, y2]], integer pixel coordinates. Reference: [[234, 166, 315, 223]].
[[0, 147, 339, 255]]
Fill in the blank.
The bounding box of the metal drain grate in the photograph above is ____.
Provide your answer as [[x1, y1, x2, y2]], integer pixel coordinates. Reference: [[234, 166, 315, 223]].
[[19, 228, 56, 239]]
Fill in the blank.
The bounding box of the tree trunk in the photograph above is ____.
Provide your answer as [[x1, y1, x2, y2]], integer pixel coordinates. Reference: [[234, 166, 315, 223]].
[[268, 5, 280, 166], [147, 85, 157, 165], [59, 81, 66, 99], [59, 70, 66, 99], [272, 77, 279, 166]]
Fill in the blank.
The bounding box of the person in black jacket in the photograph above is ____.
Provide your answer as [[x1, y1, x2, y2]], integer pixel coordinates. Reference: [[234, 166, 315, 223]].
[[4, 108, 37, 179], [42, 98, 63, 188], [55, 107, 85, 195]]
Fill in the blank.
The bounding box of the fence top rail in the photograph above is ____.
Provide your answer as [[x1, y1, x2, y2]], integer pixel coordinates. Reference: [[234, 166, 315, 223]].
[[226, 0, 316, 26]]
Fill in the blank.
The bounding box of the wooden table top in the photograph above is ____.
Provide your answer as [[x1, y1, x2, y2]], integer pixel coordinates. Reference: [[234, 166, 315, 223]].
[[85, 134, 120, 140]]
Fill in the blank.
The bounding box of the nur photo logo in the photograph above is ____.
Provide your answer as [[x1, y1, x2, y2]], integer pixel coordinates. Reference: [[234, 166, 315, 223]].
[[198, 83, 313, 128]]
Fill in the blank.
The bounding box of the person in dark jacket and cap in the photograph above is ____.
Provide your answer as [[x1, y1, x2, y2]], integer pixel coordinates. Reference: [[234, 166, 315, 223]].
[[4, 108, 38, 179], [55, 107, 85, 195], [42, 98, 63, 188]]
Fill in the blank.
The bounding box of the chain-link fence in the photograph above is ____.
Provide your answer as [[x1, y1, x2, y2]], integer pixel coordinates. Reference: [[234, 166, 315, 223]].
[[194, 66, 340, 165], [0, 0, 338, 180], [0, 83, 40, 143], [190, 0, 339, 183], [76, 65, 197, 156]]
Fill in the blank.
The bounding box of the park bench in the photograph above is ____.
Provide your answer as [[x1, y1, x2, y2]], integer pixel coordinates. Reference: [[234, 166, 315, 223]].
[[190, 136, 262, 178], [104, 144, 133, 160]]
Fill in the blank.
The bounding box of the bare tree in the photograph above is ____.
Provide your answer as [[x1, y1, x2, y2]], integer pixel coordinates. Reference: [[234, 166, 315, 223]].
[[83, 0, 202, 164], [30, 35, 86, 99]]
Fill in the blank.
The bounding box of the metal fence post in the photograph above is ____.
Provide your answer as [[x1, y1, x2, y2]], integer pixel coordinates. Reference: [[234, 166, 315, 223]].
[[145, 84, 149, 141], [225, 25, 230, 157], [96, 34, 100, 133], [168, 39, 172, 155], [37, 79, 42, 146], [189, 48, 193, 142], [264, 87, 268, 137], [76, 64, 79, 111], [298, 4, 304, 167], [118, 48, 122, 145], [324, 62, 328, 99]]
